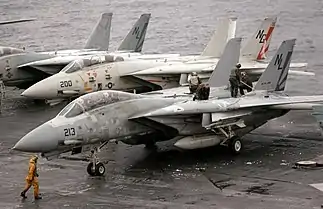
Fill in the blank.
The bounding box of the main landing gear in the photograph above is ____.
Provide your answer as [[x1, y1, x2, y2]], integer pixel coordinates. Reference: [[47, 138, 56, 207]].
[[86, 141, 109, 176], [144, 141, 157, 150], [228, 136, 242, 155], [215, 126, 243, 155]]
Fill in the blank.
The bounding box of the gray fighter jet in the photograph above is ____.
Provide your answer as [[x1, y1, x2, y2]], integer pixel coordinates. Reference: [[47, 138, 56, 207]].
[[0, 13, 151, 89], [13, 37, 323, 176], [21, 16, 313, 104]]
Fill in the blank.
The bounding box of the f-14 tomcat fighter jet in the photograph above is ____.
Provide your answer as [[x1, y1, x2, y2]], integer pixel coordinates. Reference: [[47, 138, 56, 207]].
[[21, 16, 311, 104], [13, 37, 323, 177], [0, 13, 152, 89]]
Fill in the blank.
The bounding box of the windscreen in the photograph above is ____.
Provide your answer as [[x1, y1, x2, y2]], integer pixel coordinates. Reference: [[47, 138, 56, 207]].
[[61, 55, 124, 74], [65, 103, 84, 118], [61, 60, 83, 73], [58, 102, 74, 116], [57, 102, 84, 118]]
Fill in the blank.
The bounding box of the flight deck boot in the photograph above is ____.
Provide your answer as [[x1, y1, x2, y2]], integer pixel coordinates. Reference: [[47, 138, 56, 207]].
[[20, 191, 27, 198], [34, 196, 42, 200]]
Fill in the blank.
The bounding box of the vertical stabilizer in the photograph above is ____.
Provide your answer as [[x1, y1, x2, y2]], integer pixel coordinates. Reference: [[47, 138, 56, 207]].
[[207, 37, 242, 88], [117, 13, 151, 52], [84, 13, 112, 50], [201, 17, 237, 57], [241, 16, 277, 60], [254, 39, 295, 92]]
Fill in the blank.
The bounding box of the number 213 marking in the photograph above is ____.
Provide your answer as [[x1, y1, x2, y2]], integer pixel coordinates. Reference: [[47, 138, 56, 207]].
[[64, 128, 75, 137]]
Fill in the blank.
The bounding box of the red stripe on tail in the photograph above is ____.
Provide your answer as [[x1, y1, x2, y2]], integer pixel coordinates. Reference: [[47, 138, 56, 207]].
[[257, 24, 275, 60]]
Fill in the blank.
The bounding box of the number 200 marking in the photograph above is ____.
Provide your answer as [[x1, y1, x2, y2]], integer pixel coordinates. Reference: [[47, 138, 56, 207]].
[[60, 80, 72, 88], [64, 128, 75, 137]]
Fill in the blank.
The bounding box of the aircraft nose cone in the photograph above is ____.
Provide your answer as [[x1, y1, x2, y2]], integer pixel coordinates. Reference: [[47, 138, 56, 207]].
[[21, 80, 48, 99], [13, 123, 58, 153], [21, 78, 56, 99]]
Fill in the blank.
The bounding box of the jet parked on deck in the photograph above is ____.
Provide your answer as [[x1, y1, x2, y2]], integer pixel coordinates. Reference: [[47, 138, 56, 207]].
[[13, 38, 323, 177], [0, 13, 152, 89], [22, 17, 311, 105]]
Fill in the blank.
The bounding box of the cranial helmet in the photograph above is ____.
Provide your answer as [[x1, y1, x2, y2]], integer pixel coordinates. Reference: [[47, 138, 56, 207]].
[[191, 72, 197, 76], [31, 155, 38, 161], [236, 63, 241, 68]]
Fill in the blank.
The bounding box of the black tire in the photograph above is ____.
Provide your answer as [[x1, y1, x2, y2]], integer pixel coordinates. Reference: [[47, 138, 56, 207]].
[[87, 162, 96, 176], [95, 162, 105, 176], [33, 99, 45, 105], [144, 142, 157, 150], [229, 137, 242, 155]]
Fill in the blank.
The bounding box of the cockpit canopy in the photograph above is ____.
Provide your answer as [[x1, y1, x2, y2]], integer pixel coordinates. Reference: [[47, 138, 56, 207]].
[[58, 102, 84, 118], [57, 90, 143, 118], [0, 47, 25, 57], [61, 55, 125, 74]]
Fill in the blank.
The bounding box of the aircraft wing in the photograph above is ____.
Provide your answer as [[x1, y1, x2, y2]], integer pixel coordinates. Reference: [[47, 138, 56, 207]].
[[246, 67, 314, 76], [130, 95, 323, 118], [238, 95, 323, 109], [128, 62, 313, 76], [18, 62, 66, 75], [128, 63, 216, 75], [17, 56, 75, 68], [120, 73, 181, 92], [118, 61, 209, 89], [17, 57, 78, 75]]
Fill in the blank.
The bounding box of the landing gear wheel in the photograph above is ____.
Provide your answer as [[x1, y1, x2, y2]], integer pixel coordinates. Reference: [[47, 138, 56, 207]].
[[87, 162, 106, 176], [33, 99, 45, 105], [144, 142, 157, 150], [87, 162, 96, 176], [229, 137, 242, 155], [87, 142, 110, 176], [95, 162, 105, 176]]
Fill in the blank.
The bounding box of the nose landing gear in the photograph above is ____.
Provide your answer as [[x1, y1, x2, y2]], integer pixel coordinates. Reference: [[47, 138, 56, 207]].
[[87, 162, 105, 176], [86, 141, 109, 176]]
